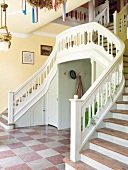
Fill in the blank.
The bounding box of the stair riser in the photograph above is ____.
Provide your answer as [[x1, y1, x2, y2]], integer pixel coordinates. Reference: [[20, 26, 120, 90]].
[[117, 103, 128, 110], [2, 115, 8, 121], [124, 67, 128, 72], [98, 133, 128, 147], [0, 122, 14, 130], [123, 63, 128, 67], [123, 57, 128, 62], [124, 87, 128, 93], [124, 74, 128, 79], [65, 163, 74, 170], [125, 80, 128, 86], [105, 122, 128, 133], [123, 95, 128, 101], [89, 143, 128, 164], [81, 155, 112, 170], [113, 113, 128, 120]]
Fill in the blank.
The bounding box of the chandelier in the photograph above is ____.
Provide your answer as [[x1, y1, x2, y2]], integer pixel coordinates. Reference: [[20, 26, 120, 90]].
[[0, 0, 11, 51], [27, 0, 67, 10]]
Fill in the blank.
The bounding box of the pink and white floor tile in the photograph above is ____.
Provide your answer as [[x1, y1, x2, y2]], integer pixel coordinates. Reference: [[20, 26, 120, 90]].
[[0, 125, 70, 170]]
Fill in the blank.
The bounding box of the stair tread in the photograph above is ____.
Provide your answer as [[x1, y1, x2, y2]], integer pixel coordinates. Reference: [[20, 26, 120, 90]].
[[97, 128, 128, 140], [63, 157, 96, 170], [116, 101, 128, 104], [122, 93, 128, 96], [2, 113, 8, 117], [110, 109, 128, 114], [81, 149, 128, 170], [0, 118, 9, 125], [104, 118, 128, 126], [89, 138, 128, 157]]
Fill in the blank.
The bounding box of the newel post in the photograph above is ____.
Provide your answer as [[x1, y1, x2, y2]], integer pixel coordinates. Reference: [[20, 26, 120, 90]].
[[8, 89, 14, 124], [69, 95, 82, 162], [113, 11, 119, 36]]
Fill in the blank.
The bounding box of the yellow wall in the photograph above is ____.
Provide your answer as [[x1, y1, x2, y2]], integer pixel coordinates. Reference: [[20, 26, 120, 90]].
[[0, 34, 55, 112]]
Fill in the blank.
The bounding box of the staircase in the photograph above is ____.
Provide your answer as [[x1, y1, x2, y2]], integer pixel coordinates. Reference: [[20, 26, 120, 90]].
[[64, 22, 128, 170], [64, 56, 128, 170]]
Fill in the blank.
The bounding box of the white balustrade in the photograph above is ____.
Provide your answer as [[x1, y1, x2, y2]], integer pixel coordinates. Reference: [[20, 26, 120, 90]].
[[66, 7, 89, 24], [8, 19, 125, 163], [95, 0, 109, 25]]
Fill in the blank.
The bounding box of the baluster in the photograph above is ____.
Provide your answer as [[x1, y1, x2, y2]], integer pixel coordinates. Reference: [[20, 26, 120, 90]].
[[105, 82, 108, 104], [102, 34, 103, 47], [113, 72, 116, 92], [111, 42, 113, 56], [100, 93, 103, 108], [108, 41, 110, 54], [98, 33, 100, 46], [88, 105, 91, 125], [84, 32, 87, 45], [82, 109, 85, 131], [108, 81, 111, 98], [92, 102, 95, 118], [97, 92, 100, 116]]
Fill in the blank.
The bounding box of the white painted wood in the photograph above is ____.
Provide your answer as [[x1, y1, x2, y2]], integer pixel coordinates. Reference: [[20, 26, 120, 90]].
[[123, 95, 128, 101], [65, 163, 75, 170], [98, 132, 128, 147], [89, 143, 128, 164], [124, 87, 128, 93], [105, 122, 128, 132], [81, 154, 112, 170], [117, 103, 128, 110], [8, 90, 14, 124], [15, 97, 45, 128], [48, 74, 58, 128], [70, 96, 82, 162], [0, 122, 14, 130], [112, 112, 128, 120]]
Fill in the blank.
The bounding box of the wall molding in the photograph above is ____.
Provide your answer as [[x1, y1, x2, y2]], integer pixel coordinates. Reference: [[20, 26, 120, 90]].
[[12, 31, 57, 39]]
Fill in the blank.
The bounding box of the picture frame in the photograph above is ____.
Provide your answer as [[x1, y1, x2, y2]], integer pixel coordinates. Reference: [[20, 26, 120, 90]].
[[40, 45, 52, 56], [22, 51, 34, 64]]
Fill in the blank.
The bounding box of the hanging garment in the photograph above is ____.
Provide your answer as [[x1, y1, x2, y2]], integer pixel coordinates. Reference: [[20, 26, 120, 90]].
[[76, 75, 83, 99]]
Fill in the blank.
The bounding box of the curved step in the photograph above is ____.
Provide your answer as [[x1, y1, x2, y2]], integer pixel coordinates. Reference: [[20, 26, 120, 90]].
[[96, 128, 128, 140], [81, 149, 128, 170], [63, 157, 96, 170], [0, 118, 14, 130]]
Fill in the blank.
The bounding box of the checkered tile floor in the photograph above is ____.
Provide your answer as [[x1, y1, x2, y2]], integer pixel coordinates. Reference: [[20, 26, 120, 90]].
[[0, 125, 70, 170]]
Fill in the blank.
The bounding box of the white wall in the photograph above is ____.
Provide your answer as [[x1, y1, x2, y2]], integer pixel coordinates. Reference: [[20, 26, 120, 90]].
[[58, 59, 91, 129], [95, 62, 104, 79]]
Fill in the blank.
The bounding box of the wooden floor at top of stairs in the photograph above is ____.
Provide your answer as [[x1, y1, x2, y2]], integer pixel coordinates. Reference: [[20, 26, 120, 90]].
[[89, 138, 128, 157], [104, 118, 128, 126], [110, 109, 128, 114], [81, 149, 128, 170], [63, 157, 96, 170], [96, 128, 128, 140]]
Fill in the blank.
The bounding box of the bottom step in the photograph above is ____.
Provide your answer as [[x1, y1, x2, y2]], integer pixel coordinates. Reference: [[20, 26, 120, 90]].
[[0, 118, 14, 130], [64, 157, 96, 170], [81, 149, 128, 170]]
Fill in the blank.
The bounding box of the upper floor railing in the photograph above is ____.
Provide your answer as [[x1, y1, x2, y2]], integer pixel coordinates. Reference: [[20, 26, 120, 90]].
[[113, 3, 128, 42]]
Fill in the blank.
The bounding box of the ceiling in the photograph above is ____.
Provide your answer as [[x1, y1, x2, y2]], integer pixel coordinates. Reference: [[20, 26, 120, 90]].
[[4, 0, 90, 34]]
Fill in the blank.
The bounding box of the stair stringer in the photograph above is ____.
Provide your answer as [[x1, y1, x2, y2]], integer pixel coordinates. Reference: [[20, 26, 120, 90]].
[[14, 64, 57, 122]]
